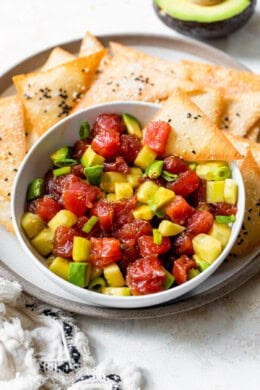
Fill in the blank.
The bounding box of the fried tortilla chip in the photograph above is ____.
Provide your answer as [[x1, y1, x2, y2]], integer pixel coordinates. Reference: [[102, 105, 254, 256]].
[[225, 133, 260, 167], [147, 90, 242, 161], [79, 31, 105, 56], [13, 51, 105, 137], [188, 88, 223, 124], [229, 151, 260, 257], [220, 93, 260, 137], [0, 95, 26, 199], [74, 44, 195, 112], [182, 60, 260, 96], [41, 47, 75, 71], [0, 196, 14, 233], [247, 121, 259, 141]]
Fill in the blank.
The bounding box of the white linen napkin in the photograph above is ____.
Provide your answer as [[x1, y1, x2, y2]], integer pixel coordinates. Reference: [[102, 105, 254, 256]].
[[0, 277, 142, 390]]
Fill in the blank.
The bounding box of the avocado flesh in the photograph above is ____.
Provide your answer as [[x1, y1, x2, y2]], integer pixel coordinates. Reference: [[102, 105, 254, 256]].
[[154, 0, 250, 23], [154, 0, 256, 39]]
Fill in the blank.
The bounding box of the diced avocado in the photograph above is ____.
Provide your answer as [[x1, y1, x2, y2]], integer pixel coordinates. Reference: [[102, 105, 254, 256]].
[[126, 167, 143, 188], [68, 262, 86, 287], [26, 178, 44, 201], [106, 193, 116, 202], [31, 228, 54, 256], [100, 172, 127, 193], [115, 182, 133, 200], [84, 262, 93, 287], [193, 254, 210, 271], [21, 212, 45, 239], [134, 145, 157, 170], [72, 236, 91, 262], [224, 179, 238, 205], [209, 221, 231, 248], [84, 165, 103, 186], [162, 268, 175, 289], [50, 146, 70, 161], [187, 268, 200, 280], [101, 287, 131, 296], [48, 210, 78, 232], [103, 263, 125, 287], [89, 276, 106, 292], [136, 180, 159, 204], [158, 220, 185, 236], [81, 145, 105, 168], [132, 205, 155, 220], [196, 161, 228, 181], [122, 113, 142, 138], [90, 266, 103, 282], [152, 187, 175, 210], [49, 256, 70, 280], [192, 233, 222, 264], [206, 180, 225, 203]]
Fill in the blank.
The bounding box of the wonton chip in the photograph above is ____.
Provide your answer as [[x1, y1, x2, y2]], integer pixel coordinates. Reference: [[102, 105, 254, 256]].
[[147, 89, 242, 161], [13, 51, 105, 137], [41, 47, 75, 71], [74, 43, 194, 112], [225, 133, 260, 167], [79, 31, 105, 56], [0, 196, 14, 233], [229, 151, 260, 257], [182, 60, 260, 96], [220, 92, 260, 137], [246, 121, 259, 141], [188, 88, 223, 124], [0, 95, 26, 199]]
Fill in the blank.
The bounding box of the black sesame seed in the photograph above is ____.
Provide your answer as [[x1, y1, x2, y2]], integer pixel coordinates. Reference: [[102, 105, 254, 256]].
[[187, 113, 192, 119], [192, 150, 196, 154], [236, 113, 240, 117]]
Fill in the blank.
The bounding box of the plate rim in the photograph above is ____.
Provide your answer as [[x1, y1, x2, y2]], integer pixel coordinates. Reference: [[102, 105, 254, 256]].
[[0, 32, 258, 318]]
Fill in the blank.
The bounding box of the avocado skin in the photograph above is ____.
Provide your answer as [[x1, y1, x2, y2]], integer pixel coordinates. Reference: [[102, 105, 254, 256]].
[[153, 0, 256, 40]]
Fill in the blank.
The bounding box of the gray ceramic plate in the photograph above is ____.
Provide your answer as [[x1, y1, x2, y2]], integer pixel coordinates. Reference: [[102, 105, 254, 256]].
[[0, 33, 259, 319]]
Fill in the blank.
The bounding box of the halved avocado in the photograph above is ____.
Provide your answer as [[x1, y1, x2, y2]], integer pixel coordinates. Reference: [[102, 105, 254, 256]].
[[153, 0, 256, 39]]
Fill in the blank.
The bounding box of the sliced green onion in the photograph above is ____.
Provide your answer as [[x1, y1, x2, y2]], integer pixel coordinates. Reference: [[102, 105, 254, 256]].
[[53, 158, 77, 167], [215, 214, 236, 224], [82, 216, 99, 233], [89, 276, 106, 292], [84, 165, 103, 186], [50, 146, 71, 161], [79, 121, 91, 139], [53, 166, 71, 176], [153, 229, 162, 245], [145, 160, 163, 179], [213, 166, 231, 181], [161, 170, 178, 182], [188, 163, 197, 171], [26, 178, 44, 201]]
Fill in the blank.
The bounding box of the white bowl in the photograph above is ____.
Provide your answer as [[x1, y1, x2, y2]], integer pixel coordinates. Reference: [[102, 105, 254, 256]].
[[12, 101, 245, 309]]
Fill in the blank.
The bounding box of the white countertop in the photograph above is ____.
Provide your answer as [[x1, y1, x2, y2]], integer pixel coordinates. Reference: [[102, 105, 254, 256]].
[[0, 1, 259, 389]]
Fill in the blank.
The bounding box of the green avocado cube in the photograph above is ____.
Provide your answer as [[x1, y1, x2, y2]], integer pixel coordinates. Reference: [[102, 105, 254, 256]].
[[68, 263, 87, 287]]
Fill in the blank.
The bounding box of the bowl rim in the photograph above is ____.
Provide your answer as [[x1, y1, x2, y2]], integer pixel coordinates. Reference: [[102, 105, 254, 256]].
[[11, 100, 245, 308]]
